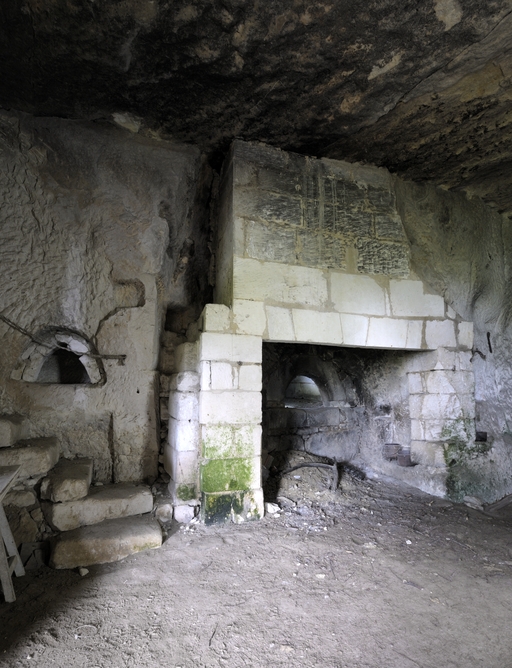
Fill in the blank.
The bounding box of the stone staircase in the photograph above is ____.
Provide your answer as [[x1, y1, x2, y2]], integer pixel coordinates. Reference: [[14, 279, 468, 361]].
[[0, 415, 162, 570]]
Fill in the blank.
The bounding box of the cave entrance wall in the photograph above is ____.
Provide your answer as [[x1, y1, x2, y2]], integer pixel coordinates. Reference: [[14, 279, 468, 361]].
[[166, 141, 476, 522]]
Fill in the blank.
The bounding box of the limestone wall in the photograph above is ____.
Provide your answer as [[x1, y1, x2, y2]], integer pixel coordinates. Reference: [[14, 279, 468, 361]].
[[0, 111, 205, 483], [216, 141, 473, 353], [396, 181, 512, 502]]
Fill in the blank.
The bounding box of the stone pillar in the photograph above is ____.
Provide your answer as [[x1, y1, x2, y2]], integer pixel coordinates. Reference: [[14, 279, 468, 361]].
[[164, 342, 201, 521], [198, 305, 264, 523], [408, 348, 475, 497]]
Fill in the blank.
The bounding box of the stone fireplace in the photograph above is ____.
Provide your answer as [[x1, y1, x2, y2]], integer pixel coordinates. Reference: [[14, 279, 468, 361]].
[[165, 141, 475, 523]]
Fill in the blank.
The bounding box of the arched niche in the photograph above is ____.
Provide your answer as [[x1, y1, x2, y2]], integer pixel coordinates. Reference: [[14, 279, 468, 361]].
[[264, 347, 359, 409], [284, 375, 323, 408], [11, 329, 105, 385]]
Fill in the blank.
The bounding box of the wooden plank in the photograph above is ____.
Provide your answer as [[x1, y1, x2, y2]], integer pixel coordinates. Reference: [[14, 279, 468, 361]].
[[0, 465, 25, 600], [0, 505, 25, 577], [0, 535, 15, 603], [0, 465, 21, 502]]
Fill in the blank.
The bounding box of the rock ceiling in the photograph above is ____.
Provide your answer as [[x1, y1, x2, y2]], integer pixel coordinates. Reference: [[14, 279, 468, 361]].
[[2, 0, 512, 212]]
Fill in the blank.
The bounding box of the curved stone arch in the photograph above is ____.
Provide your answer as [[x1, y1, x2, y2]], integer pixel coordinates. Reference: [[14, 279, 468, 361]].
[[266, 350, 358, 407], [11, 328, 105, 385]]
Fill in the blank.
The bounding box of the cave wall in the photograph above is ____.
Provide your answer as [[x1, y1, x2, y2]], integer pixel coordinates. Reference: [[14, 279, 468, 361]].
[[0, 111, 209, 483], [1, 111, 511, 505], [396, 182, 512, 502]]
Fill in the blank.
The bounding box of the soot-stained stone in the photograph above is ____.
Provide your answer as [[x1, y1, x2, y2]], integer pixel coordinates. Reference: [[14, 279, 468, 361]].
[[1, 1, 512, 210]]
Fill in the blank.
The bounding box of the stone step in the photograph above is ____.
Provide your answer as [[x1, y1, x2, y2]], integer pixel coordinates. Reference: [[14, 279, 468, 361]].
[[0, 415, 29, 448], [50, 515, 162, 569], [40, 458, 93, 503], [0, 437, 60, 478], [42, 483, 154, 531]]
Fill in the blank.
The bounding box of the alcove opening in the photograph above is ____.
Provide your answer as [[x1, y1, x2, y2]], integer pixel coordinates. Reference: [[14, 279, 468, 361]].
[[284, 376, 323, 408], [37, 348, 92, 384], [12, 328, 105, 385]]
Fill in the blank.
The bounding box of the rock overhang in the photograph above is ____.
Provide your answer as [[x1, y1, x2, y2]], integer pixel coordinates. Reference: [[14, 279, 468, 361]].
[[2, 0, 512, 212]]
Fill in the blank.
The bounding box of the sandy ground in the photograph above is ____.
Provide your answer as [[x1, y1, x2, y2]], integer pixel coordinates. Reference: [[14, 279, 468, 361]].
[[1, 458, 512, 668]]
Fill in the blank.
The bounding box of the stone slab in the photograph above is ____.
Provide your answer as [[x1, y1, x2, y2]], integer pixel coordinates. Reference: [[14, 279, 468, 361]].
[[174, 343, 198, 372], [164, 448, 198, 485], [40, 458, 93, 503], [0, 438, 60, 478], [0, 415, 28, 448], [233, 257, 328, 308], [265, 306, 295, 341], [306, 429, 359, 461], [457, 321, 474, 349], [425, 320, 457, 348], [238, 364, 262, 391], [330, 273, 387, 316], [42, 483, 153, 531], [200, 457, 260, 494], [292, 309, 342, 345], [199, 391, 262, 425], [199, 332, 262, 363], [202, 424, 262, 459], [168, 417, 200, 453], [389, 279, 445, 317], [169, 391, 199, 422], [50, 515, 162, 569], [169, 371, 200, 393], [366, 317, 409, 348], [233, 299, 267, 336]]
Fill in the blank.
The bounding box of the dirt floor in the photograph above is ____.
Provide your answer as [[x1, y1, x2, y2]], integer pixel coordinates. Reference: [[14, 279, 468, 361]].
[[1, 456, 512, 668]]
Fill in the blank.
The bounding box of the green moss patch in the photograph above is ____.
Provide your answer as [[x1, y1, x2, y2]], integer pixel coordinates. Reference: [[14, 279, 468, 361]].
[[442, 416, 491, 502], [175, 483, 196, 502], [201, 492, 244, 525], [200, 458, 254, 493]]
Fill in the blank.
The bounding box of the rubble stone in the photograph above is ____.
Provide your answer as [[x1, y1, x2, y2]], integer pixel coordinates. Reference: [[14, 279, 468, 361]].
[[5, 506, 39, 545], [40, 458, 93, 503], [3, 489, 37, 507], [173, 504, 196, 523], [0, 415, 28, 448]]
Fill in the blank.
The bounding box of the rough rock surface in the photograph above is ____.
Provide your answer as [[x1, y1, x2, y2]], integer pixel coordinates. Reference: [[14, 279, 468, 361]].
[[50, 515, 162, 569], [0, 415, 27, 448], [395, 180, 512, 502], [1, 1, 512, 210], [0, 111, 212, 483], [0, 437, 60, 479], [40, 458, 93, 503]]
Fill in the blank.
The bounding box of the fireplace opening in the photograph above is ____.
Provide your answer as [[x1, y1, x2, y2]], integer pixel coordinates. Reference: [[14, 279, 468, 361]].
[[262, 342, 364, 501], [261, 342, 416, 502]]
